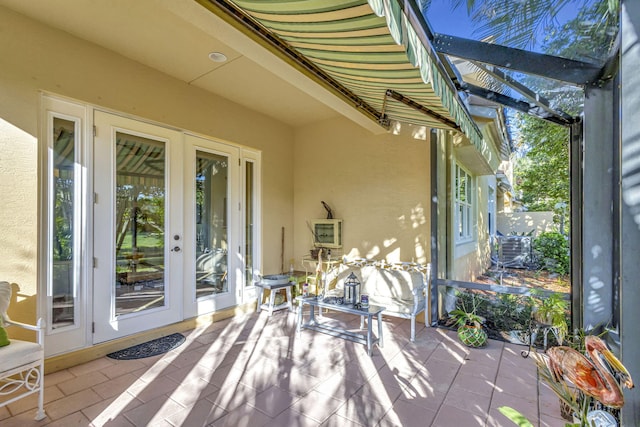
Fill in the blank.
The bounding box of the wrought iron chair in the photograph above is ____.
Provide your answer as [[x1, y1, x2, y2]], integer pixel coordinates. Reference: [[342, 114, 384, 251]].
[[0, 281, 46, 420]]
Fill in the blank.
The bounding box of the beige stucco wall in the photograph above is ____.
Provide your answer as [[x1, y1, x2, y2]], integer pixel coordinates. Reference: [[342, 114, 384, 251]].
[[292, 119, 431, 267], [0, 6, 294, 322], [444, 129, 494, 283], [497, 211, 556, 236], [449, 174, 492, 282], [0, 118, 38, 327]]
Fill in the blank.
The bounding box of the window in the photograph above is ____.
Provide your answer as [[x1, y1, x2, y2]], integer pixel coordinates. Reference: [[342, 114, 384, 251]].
[[455, 164, 474, 242], [244, 160, 254, 288], [50, 116, 80, 329], [242, 150, 261, 294]]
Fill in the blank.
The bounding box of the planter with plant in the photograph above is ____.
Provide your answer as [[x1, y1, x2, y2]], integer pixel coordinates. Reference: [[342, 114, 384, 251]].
[[449, 293, 488, 348], [532, 291, 569, 345]]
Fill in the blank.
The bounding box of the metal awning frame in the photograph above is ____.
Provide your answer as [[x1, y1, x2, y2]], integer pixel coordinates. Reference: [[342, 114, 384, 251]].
[[432, 33, 605, 86], [383, 89, 460, 130], [427, 30, 621, 128], [202, 0, 619, 132]]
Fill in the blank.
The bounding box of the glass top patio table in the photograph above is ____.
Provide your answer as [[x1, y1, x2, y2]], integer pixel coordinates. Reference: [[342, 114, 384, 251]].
[[296, 296, 384, 356]]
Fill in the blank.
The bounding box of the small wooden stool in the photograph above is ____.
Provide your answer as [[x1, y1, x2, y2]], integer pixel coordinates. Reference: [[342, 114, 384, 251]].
[[255, 275, 293, 316]]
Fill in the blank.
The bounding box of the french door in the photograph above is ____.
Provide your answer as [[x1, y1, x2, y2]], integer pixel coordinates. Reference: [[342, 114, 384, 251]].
[[92, 113, 248, 343], [182, 134, 241, 317], [42, 98, 258, 351], [93, 112, 185, 342]]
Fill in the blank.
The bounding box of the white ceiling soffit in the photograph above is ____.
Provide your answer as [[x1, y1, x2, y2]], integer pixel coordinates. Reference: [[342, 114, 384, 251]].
[[1, 0, 390, 130]]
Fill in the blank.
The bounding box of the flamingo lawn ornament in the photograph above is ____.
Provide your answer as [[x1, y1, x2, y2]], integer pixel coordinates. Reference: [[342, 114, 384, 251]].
[[546, 335, 634, 409]]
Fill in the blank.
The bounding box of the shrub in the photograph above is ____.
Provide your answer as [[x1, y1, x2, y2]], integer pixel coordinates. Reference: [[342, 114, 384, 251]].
[[532, 231, 570, 275]]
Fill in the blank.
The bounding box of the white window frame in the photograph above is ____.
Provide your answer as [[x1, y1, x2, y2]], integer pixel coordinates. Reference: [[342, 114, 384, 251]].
[[455, 163, 474, 244], [40, 94, 92, 356], [241, 149, 262, 303]]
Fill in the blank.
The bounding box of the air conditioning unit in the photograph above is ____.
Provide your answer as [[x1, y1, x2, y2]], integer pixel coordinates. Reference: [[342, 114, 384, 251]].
[[497, 236, 532, 269]]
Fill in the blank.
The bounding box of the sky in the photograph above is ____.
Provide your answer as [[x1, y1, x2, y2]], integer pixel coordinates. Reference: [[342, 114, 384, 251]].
[[423, 0, 476, 39], [422, 0, 598, 54]]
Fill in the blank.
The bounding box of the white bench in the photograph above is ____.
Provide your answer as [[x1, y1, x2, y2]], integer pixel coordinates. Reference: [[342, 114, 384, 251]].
[[0, 281, 46, 420], [323, 259, 430, 341]]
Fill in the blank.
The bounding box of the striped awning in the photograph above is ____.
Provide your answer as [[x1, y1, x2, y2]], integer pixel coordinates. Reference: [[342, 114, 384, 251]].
[[115, 134, 165, 187], [214, 0, 482, 148]]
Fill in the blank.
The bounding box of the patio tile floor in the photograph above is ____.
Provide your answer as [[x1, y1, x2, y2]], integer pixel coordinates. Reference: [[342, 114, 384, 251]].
[[0, 310, 567, 426]]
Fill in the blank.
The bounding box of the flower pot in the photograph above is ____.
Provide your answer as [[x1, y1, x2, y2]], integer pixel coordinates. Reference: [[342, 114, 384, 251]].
[[457, 325, 487, 348], [534, 312, 553, 327]]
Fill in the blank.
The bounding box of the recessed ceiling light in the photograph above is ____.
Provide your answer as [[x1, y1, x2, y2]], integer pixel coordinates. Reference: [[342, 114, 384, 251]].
[[208, 52, 228, 62]]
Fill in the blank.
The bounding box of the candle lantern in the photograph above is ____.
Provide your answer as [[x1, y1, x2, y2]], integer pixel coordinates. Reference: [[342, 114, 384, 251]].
[[343, 272, 361, 305]]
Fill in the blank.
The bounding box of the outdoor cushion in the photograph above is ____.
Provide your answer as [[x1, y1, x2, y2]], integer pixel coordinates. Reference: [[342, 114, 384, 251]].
[[366, 268, 418, 301], [325, 265, 362, 292], [325, 264, 424, 306], [368, 296, 414, 315], [0, 339, 43, 372]]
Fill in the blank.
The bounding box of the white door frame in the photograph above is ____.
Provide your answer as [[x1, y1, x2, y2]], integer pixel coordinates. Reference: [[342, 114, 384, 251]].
[[182, 134, 241, 318], [40, 96, 260, 353], [40, 95, 92, 356], [93, 111, 183, 343]]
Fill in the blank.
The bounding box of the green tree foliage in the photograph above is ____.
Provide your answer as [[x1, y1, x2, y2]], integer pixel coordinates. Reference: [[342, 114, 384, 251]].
[[543, 0, 619, 63], [510, 1, 616, 213], [418, 1, 617, 218], [420, 0, 618, 54], [533, 231, 570, 275], [512, 114, 569, 212]]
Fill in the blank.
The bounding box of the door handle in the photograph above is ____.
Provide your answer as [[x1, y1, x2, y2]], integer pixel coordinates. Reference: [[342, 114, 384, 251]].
[[171, 246, 181, 252]]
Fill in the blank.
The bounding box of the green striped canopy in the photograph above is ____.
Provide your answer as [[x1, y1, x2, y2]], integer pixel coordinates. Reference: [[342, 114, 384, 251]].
[[218, 0, 482, 147]]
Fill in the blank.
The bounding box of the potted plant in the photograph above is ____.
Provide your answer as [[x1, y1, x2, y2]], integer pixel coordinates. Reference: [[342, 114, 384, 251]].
[[532, 291, 568, 345], [449, 293, 488, 348]]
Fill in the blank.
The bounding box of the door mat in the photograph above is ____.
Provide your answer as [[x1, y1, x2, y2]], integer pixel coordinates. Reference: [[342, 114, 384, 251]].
[[107, 333, 186, 360]]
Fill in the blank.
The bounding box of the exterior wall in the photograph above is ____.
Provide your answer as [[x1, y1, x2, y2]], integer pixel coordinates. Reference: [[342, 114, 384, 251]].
[[436, 130, 448, 282], [293, 119, 431, 267], [449, 174, 492, 282], [0, 6, 294, 324], [477, 121, 503, 172], [0, 119, 38, 329], [497, 212, 556, 237], [440, 131, 493, 282]]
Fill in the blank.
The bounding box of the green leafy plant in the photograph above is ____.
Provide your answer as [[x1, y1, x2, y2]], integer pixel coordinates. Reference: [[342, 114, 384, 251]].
[[449, 293, 484, 327], [488, 293, 531, 332], [532, 231, 570, 275], [449, 292, 488, 347], [531, 291, 569, 344]]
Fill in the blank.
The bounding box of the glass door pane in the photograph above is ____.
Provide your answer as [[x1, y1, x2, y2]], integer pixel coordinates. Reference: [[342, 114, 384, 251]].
[[51, 117, 78, 329], [195, 151, 228, 299], [115, 132, 166, 315], [94, 111, 182, 343], [245, 161, 254, 288]]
